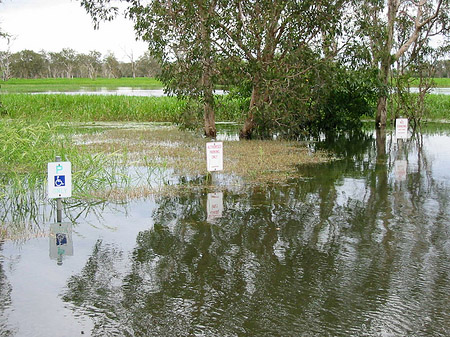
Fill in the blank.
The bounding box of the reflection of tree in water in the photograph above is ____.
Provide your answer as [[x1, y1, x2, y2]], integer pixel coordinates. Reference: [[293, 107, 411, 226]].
[[0, 243, 13, 336], [0, 186, 128, 241], [63, 132, 450, 336]]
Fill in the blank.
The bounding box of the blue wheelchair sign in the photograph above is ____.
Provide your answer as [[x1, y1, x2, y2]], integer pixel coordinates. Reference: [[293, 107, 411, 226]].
[[54, 175, 66, 187], [48, 161, 72, 199]]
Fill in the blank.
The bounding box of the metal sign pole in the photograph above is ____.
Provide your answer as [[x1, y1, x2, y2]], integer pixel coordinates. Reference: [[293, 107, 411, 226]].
[[55, 156, 62, 223]]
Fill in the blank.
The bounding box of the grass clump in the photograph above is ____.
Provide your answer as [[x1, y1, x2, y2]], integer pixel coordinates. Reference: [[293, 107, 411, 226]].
[[0, 119, 70, 173], [0, 119, 132, 199], [424, 94, 450, 120]]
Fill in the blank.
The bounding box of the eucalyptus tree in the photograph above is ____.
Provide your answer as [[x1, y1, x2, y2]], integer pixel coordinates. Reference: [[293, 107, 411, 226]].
[[77, 50, 103, 79], [103, 52, 122, 78], [79, 0, 220, 138], [353, 0, 449, 129], [48, 48, 78, 78], [136, 51, 161, 77], [0, 35, 14, 81], [10, 50, 47, 78], [215, 0, 345, 138], [135, 0, 220, 137], [123, 48, 137, 78], [79, 0, 346, 138]]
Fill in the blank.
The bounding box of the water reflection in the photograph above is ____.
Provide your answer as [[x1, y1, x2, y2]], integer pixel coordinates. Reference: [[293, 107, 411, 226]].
[[1, 126, 449, 336], [0, 243, 13, 336], [49, 222, 73, 266], [32, 88, 226, 97], [206, 192, 223, 223], [61, 129, 450, 335]]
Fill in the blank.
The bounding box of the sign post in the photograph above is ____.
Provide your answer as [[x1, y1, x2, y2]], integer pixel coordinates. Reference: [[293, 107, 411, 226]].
[[206, 141, 223, 172], [48, 156, 72, 223], [395, 118, 408, 140]]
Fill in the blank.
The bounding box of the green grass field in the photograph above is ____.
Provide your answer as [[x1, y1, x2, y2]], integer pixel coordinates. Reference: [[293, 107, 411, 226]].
[[1, 77, 163, 93], [1, 94, 184, 122], [1, 77, 449, 122], [1, 93, 244, 123], [2, 77, 449, 92], [425, 94, 450, 120], [410, 77, 450, 88]]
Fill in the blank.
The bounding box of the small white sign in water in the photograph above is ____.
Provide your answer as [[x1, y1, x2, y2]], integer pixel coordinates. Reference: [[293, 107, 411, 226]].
[[48, 161, 72, 198], [207, 192, 223, 222], [396, 118, 408, 139], [206, 142, 223, 172]]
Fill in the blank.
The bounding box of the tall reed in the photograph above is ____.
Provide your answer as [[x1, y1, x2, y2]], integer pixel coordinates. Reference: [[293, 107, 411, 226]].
[[2, 94, 185, 122], [1, 93, 245, 123]]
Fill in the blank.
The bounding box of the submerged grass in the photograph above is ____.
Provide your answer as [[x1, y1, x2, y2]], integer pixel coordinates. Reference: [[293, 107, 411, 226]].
[[78, 125, 329, 186], [0, 119, 328, 239], [0, 118, 132, 199]]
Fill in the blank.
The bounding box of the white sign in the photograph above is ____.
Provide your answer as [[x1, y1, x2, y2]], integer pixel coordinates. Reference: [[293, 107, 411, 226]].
[[207, 192, 223, 222], [396, 118, 408, 139], [48, 161, 72, 198], [206, 142, 223, 172]]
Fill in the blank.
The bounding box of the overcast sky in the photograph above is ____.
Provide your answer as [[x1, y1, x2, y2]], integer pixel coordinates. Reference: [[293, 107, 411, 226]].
[[0, 0, 149, 61]]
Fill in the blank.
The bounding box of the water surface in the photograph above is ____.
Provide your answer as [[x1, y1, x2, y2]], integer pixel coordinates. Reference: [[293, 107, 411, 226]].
[[1, 126, 449, 336]]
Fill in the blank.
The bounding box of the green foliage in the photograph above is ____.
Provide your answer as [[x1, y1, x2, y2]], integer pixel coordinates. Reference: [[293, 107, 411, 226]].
[[313, 67, 380, 132], [241, 59, 379, 139]]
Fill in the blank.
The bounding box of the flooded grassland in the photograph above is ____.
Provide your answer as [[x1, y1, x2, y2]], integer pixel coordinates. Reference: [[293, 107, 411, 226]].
[[0, 122, 329, 237], [1, 121, 450, 337]]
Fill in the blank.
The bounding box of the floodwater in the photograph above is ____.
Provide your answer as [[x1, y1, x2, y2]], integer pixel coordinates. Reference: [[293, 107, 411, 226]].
[[35, 88, 226, 96], [1, 125, 450, 336], [35, 87, 450, 96], [410, 87, 450, 95]]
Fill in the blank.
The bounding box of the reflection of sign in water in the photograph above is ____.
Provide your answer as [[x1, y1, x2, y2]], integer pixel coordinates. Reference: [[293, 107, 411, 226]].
[[206, 142, 223, 172], [49, 222, 73, 265], [395, 160, 407, 181], [48, 162, 72, 198], [207, 192, 223, 222], [396, 118, 408, 139]]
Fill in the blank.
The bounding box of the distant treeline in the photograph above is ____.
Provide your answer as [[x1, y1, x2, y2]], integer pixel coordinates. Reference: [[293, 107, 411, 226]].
[[0, 48, 161, 80], [427, 60, 450, 78]]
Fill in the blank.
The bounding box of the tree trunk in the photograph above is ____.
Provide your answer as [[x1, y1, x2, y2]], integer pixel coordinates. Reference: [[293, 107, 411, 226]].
[[376, 96, 388, 129], [375, 0, 398, 130], [200, 5, 216, 139], [239, 85, 259, 139], [203, 90, 216, 138], [376, 55, 390, 128]]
